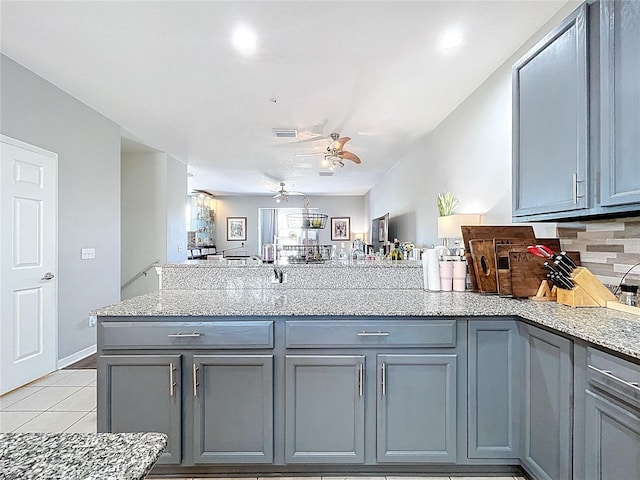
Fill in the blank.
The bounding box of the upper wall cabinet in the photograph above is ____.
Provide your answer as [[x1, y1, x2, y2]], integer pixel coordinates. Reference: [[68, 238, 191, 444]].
[[512, 4, 589, 218], [600, 0, 640, 206], [513, 1, 640, 221]]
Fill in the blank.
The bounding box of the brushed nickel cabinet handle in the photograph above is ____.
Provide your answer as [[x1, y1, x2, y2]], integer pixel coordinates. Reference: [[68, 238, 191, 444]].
[[169, 363, 176, 397], [167, 332, 203, 338], [573, 173, 584, 204], [381, 362, 387, 396], [358, 363, 364, 397], [589, 365, 640, 394], [192, 363, 199, 397], [357, 331, 390, 337]]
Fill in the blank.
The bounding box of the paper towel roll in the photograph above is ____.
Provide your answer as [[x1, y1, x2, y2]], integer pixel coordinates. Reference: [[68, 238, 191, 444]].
[[426, 248, 441, 291], [422, 251, 429, 290]]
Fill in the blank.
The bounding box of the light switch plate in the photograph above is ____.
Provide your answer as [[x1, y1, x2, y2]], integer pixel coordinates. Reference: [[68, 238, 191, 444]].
[[88, 315, 97, 327], [81, 248, 96, 260]]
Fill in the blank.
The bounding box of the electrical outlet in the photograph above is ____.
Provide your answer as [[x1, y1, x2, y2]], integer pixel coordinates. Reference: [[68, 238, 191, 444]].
[[88, 315, 97, 327], [81, 248, 96, 260], [177, 243, 183, 252]]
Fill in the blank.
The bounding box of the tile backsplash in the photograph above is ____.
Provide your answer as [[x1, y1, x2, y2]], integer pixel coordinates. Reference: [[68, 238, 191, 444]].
[[558, 216, 640, 287]]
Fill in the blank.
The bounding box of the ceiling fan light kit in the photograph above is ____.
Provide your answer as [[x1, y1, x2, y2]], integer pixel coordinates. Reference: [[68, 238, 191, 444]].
[[272, 182, 304, 203], [295, 132, 363, 174]]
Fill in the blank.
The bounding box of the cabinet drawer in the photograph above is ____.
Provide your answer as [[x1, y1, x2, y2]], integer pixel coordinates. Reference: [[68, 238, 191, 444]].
[[285, 319, 456, 348], [100, 321, 273, 349], [587, 348, 640, 410]]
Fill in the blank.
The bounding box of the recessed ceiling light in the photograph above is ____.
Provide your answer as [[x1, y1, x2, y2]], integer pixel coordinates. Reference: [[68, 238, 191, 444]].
[[232, 26, 257, 54], [439, 27, 464, 50]]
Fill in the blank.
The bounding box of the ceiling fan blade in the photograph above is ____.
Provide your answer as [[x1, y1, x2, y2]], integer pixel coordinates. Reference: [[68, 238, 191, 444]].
[[294, 152, 324, 157], [328, 136, 351, 151], [340, 151, 361, 164]]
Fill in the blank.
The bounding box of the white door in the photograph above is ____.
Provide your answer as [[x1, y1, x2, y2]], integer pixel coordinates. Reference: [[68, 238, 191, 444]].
[[0, 135, 57, 395]]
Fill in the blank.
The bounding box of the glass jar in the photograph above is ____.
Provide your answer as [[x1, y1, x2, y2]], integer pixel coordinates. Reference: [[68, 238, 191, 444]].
[[619, 284, 638, 306]]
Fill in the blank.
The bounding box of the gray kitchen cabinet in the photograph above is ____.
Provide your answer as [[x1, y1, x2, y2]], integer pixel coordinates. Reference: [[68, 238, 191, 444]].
[[600, 0, 640, 207], [585, 391, 640, 479], [583, 347, 640, 480], [520, 324, 573, 480], [284, 354, 365, 464], [376, 354, 457, 463], [467, 320, 520, 459], [192, 354, 273, 464], [98, 354, 182, 465], [512, 4, 589, 218]]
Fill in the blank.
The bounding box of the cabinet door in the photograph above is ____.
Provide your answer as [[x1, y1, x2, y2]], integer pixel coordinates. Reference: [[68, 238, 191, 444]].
[[376, 354, 457, 463], [468, 320, 520, 459], [521, 325, 572, 480], [285, 355, 365, 464], [600, 0, 640, 206], [98, 354, 182, 465], [512, 4, 589, 217], [585, 390, 640, 480], [192, 354, 273, 464]]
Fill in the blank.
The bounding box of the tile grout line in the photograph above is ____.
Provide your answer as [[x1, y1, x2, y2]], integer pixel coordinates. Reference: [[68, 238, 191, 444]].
[[1, 411, 45, 433]]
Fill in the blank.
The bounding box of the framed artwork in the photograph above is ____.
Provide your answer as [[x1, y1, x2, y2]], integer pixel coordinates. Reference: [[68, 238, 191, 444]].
[[226, 217, 247, 241], [378, 216, 386, 241], [330, 217, 350, 241]]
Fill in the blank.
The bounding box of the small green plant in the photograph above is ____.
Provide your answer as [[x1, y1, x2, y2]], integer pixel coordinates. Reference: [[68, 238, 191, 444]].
[[437, 192, 458, 216]]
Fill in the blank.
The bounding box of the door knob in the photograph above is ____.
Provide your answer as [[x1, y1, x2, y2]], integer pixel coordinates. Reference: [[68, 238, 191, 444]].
[[41, 272, 55, 280]]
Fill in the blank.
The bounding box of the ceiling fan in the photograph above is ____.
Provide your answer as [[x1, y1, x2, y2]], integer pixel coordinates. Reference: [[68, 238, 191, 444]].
[[272, 182, 304, 203], [296, 133, 362, 169]]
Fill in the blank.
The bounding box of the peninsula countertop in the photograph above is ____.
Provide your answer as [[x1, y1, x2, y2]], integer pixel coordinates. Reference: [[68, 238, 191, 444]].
[[0, 432, 167, 480], [92, 289, 640, 360]]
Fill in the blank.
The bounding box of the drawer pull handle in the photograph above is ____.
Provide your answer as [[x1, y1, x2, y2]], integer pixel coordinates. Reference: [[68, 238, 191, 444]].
[[358, 363, 364, 397], [357, 331, 390, 337], [588, 365, 640, 394], [169, 363, 176, 397], [167, 332, 203, 338]]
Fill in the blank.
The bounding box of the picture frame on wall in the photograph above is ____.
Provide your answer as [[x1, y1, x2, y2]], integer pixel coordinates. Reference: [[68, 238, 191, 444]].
[[226, 216, 247, 241], [378, 216, 386, 241], [330, 217, 350, 241]]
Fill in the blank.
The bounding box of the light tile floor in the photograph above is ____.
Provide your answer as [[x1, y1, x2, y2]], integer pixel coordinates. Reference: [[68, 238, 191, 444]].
[[2, 370, 526, 480], [0, 369, 96, 433]]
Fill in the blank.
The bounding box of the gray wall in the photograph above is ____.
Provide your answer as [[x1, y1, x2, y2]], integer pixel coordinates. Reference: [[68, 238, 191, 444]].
[[367, 3, 579, 247], [215, 195, 367, 255], [1, 54, 121, 360], [121, 152, 167, 299], [165, 155, 188, 263], [121, 152, 187, 299]]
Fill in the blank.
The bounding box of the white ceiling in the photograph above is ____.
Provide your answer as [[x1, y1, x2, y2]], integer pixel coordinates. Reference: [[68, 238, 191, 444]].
[[1, 0, 569, 197]]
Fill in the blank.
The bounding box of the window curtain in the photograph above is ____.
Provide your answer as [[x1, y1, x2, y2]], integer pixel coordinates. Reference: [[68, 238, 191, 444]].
[[260, 208, 278, 246]]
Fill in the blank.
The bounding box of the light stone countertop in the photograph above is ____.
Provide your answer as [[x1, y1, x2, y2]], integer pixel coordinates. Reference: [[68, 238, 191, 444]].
[[0, 432, 167, 480], [92, 289, 640, 361]]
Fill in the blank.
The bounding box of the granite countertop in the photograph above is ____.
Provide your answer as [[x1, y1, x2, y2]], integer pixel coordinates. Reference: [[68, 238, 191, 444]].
[[92, 289, 640, 360], [0, 432, 167, 480], [170, 260, 423, 268]]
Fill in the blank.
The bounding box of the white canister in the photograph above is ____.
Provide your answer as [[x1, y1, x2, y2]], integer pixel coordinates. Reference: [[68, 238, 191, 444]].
[[426, 248, 441, 291], [452, 260, 467, 292], [439, 261, 453, 292]]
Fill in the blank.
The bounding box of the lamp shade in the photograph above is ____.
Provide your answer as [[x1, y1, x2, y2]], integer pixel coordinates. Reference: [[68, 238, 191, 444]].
[[437, 214, 482, 239]]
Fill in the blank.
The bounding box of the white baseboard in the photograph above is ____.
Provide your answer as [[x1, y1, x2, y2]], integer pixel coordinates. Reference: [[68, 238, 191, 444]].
[[57, 344, 97, 370]]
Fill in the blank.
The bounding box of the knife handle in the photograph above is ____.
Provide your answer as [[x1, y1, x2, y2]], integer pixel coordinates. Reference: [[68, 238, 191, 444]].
[[559, 252, 577, 268]]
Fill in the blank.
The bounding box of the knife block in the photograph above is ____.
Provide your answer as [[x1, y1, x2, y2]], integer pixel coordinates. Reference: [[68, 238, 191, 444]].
[[556, 267, 617, 308]]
